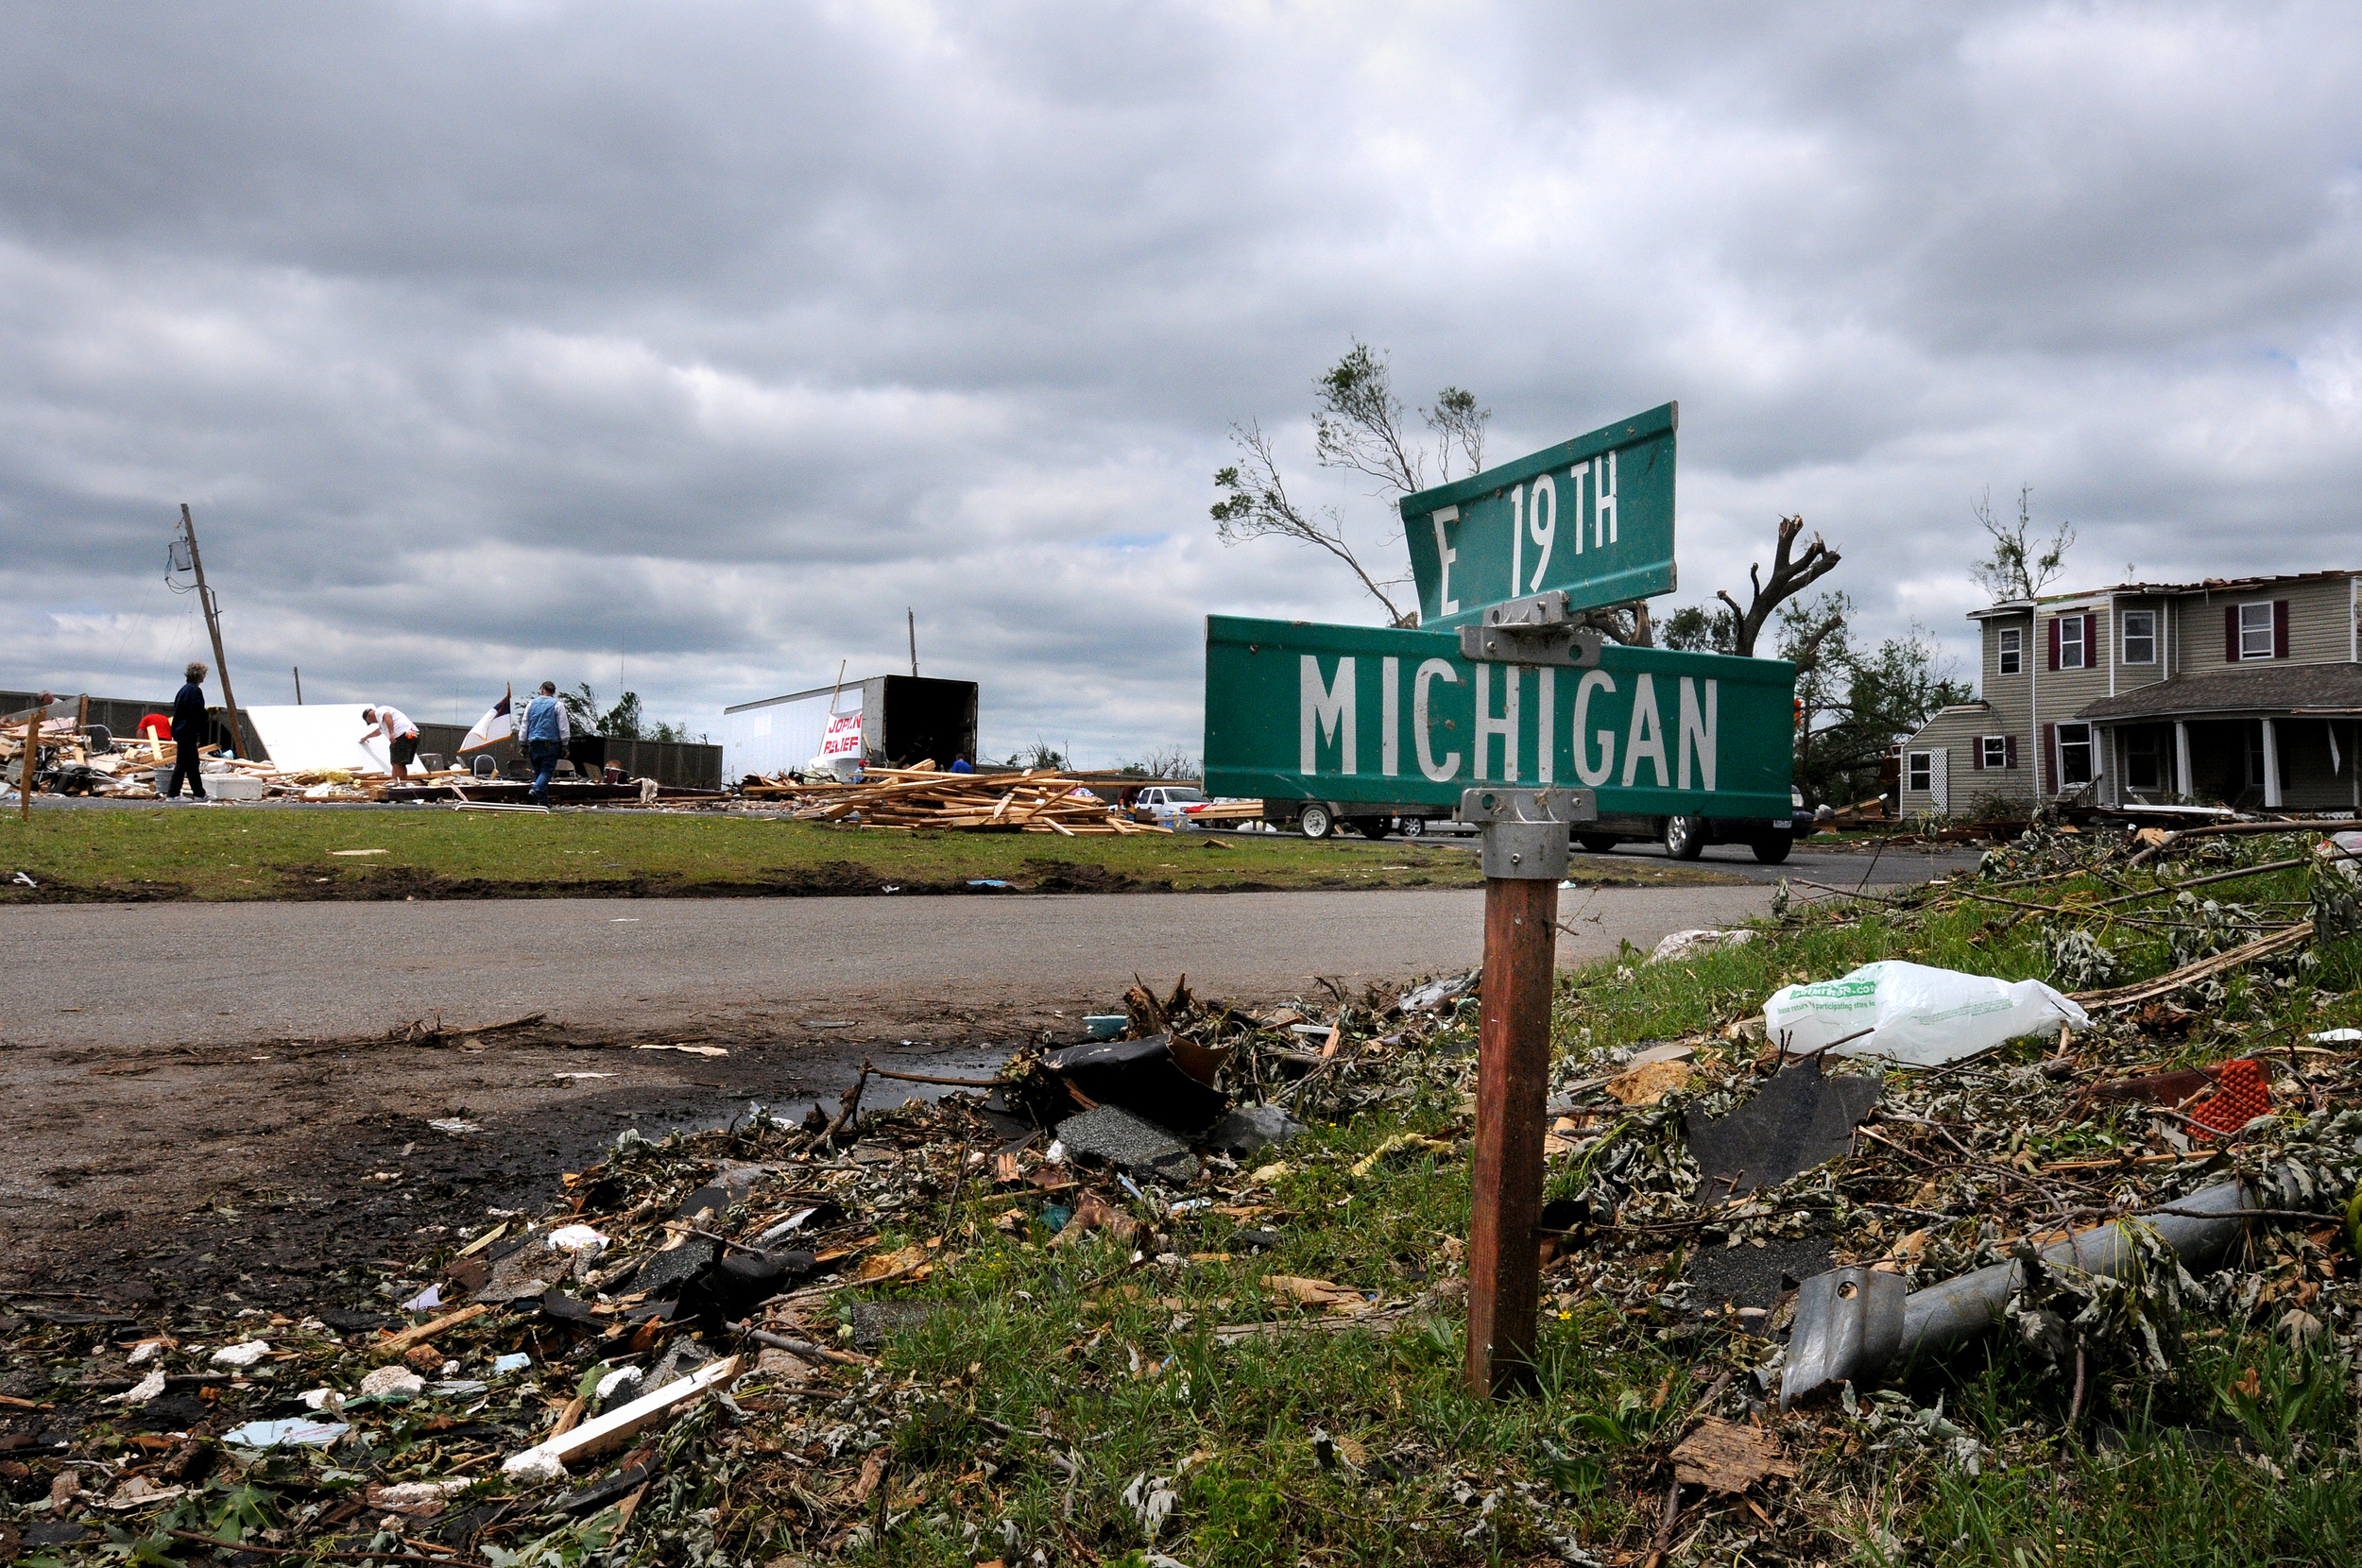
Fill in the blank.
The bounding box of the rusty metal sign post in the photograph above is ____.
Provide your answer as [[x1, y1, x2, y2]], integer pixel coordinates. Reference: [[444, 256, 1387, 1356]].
[[1458, 782, 1591, 1395]]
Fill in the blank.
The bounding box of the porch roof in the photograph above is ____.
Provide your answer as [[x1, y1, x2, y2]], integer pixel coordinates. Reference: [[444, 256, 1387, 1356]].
[[2075, 662, 2362, 724]]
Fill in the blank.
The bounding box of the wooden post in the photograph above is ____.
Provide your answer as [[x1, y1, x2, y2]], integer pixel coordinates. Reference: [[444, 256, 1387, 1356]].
[[19, 711, 37, 821], [179, 503, 249, 760], [1457, 784, 1581, 1398], [1464, 875, 1559, 1395]]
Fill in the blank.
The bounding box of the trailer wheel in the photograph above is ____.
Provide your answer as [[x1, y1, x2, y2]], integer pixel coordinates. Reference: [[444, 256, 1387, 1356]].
[[1752, 828, 1794, 864], [1356, 818, 1392, 840], [1298, 803, 1335, 840], [1400, 816, 1426, 838], [1577, 833, 1618, 854]]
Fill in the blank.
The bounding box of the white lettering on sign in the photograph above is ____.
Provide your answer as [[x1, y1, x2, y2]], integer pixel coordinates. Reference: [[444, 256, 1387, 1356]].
[[1510, 485, 1523, 605], [1527, 473, 1555, 591], [1301, 656, 1356, 775], [1535, 667, 1555, 784], [1621, 671, 1667, 788], [1413, 658, 1460, 782], [1474, 665, 1519, 781], [1430, 507, 1460, 615], [1677, 677, 1717, 791], [1567, 461, 1586, 556], [1594, 449, 1617, 547], [1572, 669, 1615, 785], [1276, 644, 1725, 799]]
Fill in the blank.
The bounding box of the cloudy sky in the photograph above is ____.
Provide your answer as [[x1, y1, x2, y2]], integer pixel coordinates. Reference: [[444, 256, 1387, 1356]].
[[5, 1, 2358, 763]]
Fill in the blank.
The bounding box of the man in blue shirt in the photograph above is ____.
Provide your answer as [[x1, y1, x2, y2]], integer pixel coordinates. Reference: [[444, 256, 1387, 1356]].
[[166, 661, 211, 801], [522, 682, 571, 805]]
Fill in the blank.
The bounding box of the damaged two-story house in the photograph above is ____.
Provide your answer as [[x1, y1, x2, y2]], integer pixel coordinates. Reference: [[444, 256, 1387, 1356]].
[[1898, 570, 2362, 817]]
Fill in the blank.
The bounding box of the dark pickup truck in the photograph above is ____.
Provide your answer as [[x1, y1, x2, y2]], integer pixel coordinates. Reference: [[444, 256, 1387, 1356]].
[[1573, 785, 1804, 864]]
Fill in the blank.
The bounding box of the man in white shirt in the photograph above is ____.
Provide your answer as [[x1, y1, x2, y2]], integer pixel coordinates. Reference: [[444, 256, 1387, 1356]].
[[359, 704, 421, 783]]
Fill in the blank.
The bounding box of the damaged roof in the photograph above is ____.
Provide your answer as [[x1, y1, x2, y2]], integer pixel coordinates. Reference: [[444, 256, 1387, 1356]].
[[2075, 660, 2362, 722]]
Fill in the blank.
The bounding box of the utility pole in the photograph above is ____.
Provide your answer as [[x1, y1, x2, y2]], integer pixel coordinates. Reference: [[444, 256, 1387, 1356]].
[[907, 608, 919, 678], [179, 504, 249, 760], [293, 667, 303, 704]]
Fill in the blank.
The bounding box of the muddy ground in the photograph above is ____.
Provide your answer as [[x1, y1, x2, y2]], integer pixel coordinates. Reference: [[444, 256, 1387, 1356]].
[[0, 1006, 1077, 1329]]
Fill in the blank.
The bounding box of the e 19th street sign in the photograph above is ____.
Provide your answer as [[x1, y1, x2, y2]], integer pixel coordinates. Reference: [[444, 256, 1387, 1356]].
[[1202, 613, 1793, 821], [1400, 401, 1677, 630]]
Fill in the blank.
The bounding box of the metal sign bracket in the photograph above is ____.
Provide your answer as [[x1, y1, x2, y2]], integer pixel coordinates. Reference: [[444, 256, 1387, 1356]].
[[1459, 786, 1596, 879], [1457, 590, 1604, 668]]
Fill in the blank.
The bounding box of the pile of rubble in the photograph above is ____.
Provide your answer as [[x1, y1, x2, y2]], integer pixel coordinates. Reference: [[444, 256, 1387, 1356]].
[[740, 764, 1173, 835]]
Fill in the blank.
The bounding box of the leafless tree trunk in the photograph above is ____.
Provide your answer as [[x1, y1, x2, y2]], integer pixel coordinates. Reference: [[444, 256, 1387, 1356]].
[[1716, 515, 1842, 656]]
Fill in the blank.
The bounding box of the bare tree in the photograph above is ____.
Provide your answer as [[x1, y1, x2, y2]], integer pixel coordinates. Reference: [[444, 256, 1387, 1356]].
[[1213, 341, 1490, 626], [1713, 514, 1843, 656], [1970, 484, 2074, 603], [1212, 422, 1414, 625]]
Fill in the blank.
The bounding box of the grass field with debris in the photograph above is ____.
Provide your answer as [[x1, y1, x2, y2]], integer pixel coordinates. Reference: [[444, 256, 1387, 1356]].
[[0, 808, 1743, 902], [9, 828, 2358, 1568]]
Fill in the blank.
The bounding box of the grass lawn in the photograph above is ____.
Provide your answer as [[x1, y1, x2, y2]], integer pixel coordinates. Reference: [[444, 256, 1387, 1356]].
[[782, 837, 2360, 1565], [0, 806, 1745, 902]]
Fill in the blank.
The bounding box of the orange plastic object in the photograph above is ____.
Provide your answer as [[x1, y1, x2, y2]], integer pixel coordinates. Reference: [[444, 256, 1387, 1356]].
[[2184, 1058, 2269, 1139]]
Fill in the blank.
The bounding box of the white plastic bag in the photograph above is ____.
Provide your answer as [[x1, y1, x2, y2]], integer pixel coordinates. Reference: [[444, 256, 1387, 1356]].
[[1762, 960, 2090, 1067]]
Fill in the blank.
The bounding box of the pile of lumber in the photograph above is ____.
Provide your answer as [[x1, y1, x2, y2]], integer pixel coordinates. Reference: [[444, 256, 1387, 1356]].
[[751, 764, 1172, 835], [1178, 799, 1264, 824]]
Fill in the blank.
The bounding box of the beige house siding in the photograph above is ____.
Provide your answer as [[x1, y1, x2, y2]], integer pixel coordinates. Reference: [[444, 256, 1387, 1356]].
[[2110, 596, 2170, 690], [1898, 704, 2031, 816], [2176, 576, 2353, 676]]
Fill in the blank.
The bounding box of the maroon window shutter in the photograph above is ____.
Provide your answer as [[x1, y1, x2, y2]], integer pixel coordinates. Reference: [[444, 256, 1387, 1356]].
[[2225, 605, 2239, 661], [1973, 737, 1985, 771], [2274, 600, 2289, 658], [2006, 734, 2019, 770], [2085, 614, 2097, 667], [2041, 723, 2056, 793], [2048, 617, 2061, 671]]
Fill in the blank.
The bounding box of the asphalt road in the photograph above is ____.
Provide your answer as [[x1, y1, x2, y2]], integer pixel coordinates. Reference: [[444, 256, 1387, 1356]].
[[9, 885, 1816, 1050]]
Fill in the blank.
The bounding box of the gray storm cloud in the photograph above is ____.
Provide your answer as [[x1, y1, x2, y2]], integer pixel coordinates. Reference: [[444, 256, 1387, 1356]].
[[3, 1, 2357, 759]]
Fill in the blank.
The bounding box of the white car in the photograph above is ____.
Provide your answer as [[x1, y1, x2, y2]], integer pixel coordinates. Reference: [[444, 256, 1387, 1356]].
[[1130, 785, 1210, 828]]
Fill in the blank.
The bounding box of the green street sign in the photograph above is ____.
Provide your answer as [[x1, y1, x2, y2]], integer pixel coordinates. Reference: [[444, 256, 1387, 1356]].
[[1400, 402, 1676, 630], [1203, 613, 1793, 818]]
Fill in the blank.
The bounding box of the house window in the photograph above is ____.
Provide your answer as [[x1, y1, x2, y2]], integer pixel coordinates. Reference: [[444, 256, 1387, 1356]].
[[2126, 730, 2162, 791], [2057, 723, 2096, 787], [1981, 736, 2010, 770], [2122, 609, 2156, 664], [2239, 602, 2274, 660], [1907, 751, 1932, 793], [1997, 626, 2022, 674], [2057, 615, 2086, 669]]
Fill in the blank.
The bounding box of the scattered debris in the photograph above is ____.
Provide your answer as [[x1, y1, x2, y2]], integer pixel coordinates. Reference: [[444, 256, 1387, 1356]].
[[1649, 928, 1756, 963], [1764, 959, 2090, 1065], [1684, 1057, 1881, 1202], [1669, 1417, 1796, 1491]]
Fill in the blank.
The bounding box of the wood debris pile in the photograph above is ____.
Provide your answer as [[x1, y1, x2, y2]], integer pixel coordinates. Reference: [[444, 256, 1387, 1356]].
[[741, 762, 1172, 834]]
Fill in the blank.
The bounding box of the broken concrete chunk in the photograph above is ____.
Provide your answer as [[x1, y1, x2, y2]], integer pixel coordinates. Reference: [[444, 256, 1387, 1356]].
[[1683, 1057, 1881, 1203], [359, 1365, 424, 1399], [1202, 1104, 1306, 1157], [1649, 929, 1756, 964], [1053, 1104, 1199, 1183], [209, 1339, 270, 1368]]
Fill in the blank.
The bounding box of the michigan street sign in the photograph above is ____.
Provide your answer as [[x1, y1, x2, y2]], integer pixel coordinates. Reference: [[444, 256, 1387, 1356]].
[[1400, 402, 1677, 630], [1202, 613, 1793, 818]]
